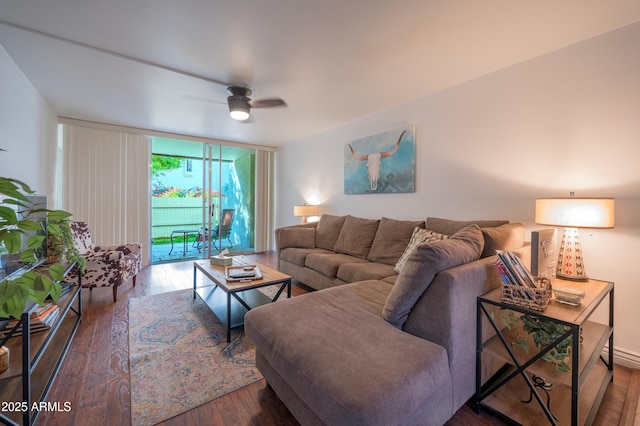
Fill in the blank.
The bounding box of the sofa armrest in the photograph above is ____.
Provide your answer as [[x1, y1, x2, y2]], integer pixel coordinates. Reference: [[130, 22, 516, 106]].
[[275, 222, 319, 270], [95, 243, 142, 255], [403, 244, 531, 410], [86, 247, 124, 264]]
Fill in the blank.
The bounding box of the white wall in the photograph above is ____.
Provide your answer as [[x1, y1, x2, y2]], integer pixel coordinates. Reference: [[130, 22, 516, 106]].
[[277, 23, 640, 367], [0, 44, 58, 203]]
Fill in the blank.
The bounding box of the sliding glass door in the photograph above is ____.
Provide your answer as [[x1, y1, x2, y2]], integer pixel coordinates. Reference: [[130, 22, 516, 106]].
[[150, 137, 256, 264]]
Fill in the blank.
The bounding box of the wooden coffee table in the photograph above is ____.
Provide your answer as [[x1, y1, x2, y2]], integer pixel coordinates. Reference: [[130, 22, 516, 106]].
[[193, 255, 291, 342]]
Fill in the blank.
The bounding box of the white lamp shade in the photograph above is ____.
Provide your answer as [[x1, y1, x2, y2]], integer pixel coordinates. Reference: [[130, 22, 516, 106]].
[[293, 205, 319, 217], [535, 198, 614, 229]]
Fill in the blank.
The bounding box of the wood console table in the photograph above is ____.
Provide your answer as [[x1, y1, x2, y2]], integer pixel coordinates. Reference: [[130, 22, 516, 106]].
[[0, 262, 82, 425]]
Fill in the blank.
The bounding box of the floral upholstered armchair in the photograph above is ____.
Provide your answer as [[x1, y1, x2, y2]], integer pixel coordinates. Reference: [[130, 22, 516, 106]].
[[64, 221, 142, 302]]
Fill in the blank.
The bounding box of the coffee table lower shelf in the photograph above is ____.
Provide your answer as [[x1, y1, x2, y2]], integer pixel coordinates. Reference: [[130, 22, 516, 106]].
[[195, 285, 274, 339]]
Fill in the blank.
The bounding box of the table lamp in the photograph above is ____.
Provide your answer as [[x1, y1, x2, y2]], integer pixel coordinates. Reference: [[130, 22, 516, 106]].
[[535, 194, 614, 281], [293, 204, 319, 224]]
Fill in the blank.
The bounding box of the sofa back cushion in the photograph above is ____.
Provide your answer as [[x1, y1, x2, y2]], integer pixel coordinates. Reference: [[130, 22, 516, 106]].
[[367, 217, 425, 266], [279, 227, 317, 249], [333, 215, 380, 259], [382, 224, 484, 328], [426, 217, 509, 236], [481, 223, 525, 258], [70, 221, 94, 255], [315, 214, 347, 250]]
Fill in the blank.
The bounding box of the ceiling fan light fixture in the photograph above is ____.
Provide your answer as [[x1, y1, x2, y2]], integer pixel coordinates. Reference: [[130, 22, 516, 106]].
[[227, 96, 250, 120]]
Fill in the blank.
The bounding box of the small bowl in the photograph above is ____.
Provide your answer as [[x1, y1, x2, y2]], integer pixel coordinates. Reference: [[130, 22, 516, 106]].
[[553, 285, 585, 306]]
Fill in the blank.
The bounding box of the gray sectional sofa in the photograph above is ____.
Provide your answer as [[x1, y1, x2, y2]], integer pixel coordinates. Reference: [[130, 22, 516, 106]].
[[245, 215, 529, 425]]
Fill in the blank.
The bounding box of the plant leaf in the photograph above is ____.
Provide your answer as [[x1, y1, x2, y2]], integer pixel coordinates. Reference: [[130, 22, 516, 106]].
[[19, 249, 37, 262], [2, 231, 22, 253], [512, 338, 529, 353], [0, 277, 32, 318], [18, 219, 43, 231], [48, 222, 62, 236], [26, 235, 46, 250], [49, 263, 66, 281], [31, 274, 53, 304], [0, 205, 18, 223], [47, 210, 73, 222]]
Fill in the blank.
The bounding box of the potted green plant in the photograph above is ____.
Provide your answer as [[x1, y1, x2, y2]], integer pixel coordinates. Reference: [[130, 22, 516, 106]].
[[46, 215, 83, 267], [0, 177, 83, 319], [502, 311, 572, 373]]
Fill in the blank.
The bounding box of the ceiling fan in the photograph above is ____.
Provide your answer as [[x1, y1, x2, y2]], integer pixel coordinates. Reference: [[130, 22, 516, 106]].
[[226, 86, 287, 121]]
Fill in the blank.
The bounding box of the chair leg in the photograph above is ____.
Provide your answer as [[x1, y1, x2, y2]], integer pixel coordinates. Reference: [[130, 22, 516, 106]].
[[112, 286, 118, 303], [133, 275, 137, 287]]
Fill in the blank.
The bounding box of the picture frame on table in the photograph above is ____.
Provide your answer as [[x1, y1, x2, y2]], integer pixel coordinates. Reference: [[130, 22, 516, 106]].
[[531, 228, 557, 283]]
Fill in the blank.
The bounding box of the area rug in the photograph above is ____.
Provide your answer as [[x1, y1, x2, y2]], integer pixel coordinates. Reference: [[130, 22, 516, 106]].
[[129, 288, 264, 426]]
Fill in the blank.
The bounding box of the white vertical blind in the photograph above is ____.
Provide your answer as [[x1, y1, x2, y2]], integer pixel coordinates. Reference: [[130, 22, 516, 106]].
[[60, 124, 151, 265], [254, 150, 275, 252]]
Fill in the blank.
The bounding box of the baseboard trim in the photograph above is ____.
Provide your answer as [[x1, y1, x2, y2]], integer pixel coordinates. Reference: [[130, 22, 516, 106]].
[[604, 345, 640, 370]]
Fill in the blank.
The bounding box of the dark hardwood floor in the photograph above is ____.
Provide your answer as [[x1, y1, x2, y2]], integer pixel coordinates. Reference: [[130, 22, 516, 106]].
[[40, 252, 639, 425]]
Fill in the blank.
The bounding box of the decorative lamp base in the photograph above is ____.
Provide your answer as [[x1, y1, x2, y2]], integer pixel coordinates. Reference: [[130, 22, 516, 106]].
[[556, 227, 589, 281]]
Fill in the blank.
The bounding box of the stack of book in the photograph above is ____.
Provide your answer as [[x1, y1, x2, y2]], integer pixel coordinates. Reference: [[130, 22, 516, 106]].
[[53, 283, 74, 299], [1, 303, 60, 337], [493, 250, 538, 293]]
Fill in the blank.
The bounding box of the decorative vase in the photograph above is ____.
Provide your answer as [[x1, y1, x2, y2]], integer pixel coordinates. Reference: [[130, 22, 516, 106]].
[[0, 346, 8, 374]]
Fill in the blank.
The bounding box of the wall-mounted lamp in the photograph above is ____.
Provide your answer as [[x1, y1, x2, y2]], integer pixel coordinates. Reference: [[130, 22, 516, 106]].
[[535, 193, 614, 281], [293, 204, 319, 224]]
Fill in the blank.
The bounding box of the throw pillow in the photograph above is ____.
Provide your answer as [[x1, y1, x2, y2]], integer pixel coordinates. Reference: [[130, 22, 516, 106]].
[[383, 224, 485, 328], [394, 227, 448, 273], [278, 227, 316, 249]]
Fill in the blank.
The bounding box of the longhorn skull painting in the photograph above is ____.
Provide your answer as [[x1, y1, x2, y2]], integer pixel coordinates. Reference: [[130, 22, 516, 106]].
[[344, 126, 415, 194]]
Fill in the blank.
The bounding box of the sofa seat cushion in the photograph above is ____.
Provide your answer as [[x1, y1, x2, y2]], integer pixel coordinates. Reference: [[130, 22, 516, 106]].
[[305, 252, 368, 278], [337, 261, 398, 283], [280, 247, 333, 267], [245, 281, 453, 426]]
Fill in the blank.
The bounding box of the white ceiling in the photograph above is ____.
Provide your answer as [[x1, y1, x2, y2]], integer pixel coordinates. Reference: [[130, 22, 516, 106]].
[[1, 0, 638, 147]]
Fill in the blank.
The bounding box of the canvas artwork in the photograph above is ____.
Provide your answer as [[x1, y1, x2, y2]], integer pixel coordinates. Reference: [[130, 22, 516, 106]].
[[344, 126, 415, 194]]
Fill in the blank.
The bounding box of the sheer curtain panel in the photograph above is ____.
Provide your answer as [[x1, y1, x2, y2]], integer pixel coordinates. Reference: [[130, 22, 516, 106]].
[[60, 123, 151, 265], [254, 150, 275, 252]]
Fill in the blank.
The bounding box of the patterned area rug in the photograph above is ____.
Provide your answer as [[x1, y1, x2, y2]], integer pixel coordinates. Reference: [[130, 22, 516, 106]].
[[129, 289, 263, 426]]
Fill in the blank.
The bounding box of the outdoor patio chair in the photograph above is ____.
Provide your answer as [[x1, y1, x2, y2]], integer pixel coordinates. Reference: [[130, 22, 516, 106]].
[[64, 221, 142, 302], [194, 208, 235, 252]]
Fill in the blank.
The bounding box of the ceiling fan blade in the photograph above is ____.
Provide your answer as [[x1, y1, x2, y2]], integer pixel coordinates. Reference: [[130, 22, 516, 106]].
[[249, 98, 287, 108], [183, 94, 226, 105]]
